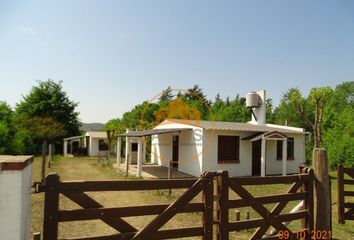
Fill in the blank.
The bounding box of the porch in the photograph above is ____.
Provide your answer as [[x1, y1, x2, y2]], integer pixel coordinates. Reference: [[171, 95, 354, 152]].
[[114, 163, 193, 179]]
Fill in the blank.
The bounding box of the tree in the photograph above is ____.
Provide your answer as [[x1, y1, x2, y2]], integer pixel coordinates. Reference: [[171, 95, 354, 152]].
[[288, 87, 333, 148], [103, 118, 126, 157], [16, 79, 81, 140], [322, 82, 354, 167], [0, 101, 14, 154], [158, 86, 174, 102]]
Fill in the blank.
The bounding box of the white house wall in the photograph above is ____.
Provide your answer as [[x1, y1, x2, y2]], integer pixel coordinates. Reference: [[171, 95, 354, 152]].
[[202, 130, 252, 177], [265, 134, 305, 175], [152, 123, 203, 177], [88, 138, 107, 157]]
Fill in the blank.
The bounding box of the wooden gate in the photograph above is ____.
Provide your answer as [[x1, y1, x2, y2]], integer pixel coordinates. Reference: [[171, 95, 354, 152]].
[[216, 168, 314, 240], [337, 165, 354, 224], [39, 169, 314, 240], [39, 172, 214, 240]]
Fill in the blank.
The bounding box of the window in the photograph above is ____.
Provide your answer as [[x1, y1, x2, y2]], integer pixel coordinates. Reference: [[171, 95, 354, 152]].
[[276, 138, 294, 160], [218, 135, 240, 163], [98, 139, 108, 151], [131, 143, 138, 152]]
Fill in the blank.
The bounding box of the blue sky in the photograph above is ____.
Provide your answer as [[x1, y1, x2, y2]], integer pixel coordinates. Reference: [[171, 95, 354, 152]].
[[1, 1, 353, 123]]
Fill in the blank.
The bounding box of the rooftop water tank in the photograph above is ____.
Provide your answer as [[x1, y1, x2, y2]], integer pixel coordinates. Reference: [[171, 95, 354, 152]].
[[246, 92, 260, 108]]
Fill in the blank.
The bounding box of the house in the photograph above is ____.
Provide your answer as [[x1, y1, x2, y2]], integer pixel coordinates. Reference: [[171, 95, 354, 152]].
[[118, 90, 306, 177], [63, 131, 108, 157]]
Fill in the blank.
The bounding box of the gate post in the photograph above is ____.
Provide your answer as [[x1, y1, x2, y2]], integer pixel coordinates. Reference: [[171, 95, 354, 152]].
[[337, 165, 345, 224], [313, 148, 331, 233], [217, 171, 229, 240], [203, 172, 214, 240], [43, 173, 60, 240], [302, 167, 314, 236]]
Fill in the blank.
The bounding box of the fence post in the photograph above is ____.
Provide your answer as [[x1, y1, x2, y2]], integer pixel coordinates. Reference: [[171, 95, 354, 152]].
[[217, 171, 229, 240], [312, 148, 331, 232], [337, 165, 345, 224], [43, 173, 60, 240], [303, 168, 314, 236], [203, 172, 214, 240]]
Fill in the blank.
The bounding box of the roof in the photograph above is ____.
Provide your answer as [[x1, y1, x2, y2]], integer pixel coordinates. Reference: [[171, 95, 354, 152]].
[[157, 119, 305, 134], [119, 128, 192, 137], [85, 131, 107, 138], [63, 135, 84, 141], [242, 131, 287, 141]]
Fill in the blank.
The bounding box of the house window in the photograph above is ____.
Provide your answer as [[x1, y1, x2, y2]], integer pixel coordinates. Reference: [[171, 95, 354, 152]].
[[276, 138, 294, 160], [131, 143, 138, 152], [218, 135, 240, 163], [99, 140, 108, 151]]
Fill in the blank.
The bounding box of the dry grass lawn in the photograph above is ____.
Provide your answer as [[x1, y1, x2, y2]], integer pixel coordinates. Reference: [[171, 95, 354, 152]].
[[31, 156, 354, 239]]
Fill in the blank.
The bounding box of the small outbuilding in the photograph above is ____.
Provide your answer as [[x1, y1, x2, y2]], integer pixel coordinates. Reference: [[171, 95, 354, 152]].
[[63, 131, 108, 157]]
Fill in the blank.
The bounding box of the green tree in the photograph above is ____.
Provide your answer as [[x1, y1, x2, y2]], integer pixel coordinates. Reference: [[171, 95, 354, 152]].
[[287, 87, 333, 148], [322, 81, 354, 167], [16, 79, 81, 139], [158, 86, 174, 102]]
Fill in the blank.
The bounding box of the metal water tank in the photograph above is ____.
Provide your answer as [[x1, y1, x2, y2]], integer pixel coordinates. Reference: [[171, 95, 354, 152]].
[[246, 92, 259, 107]]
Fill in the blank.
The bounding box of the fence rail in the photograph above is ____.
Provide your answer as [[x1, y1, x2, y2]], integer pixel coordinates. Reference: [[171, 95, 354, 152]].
[[338, 165, 354, 224]]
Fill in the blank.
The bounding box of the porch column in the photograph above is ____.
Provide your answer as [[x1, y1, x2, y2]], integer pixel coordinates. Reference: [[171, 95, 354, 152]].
[[117, 137, 121, 168], [261, 137, 266, 177], [63, 140, 68, 157], [282, 138, 288, 176], [142, 137, 146, 163], [137, 137, 143, 178], [125, 129, 130, 177]]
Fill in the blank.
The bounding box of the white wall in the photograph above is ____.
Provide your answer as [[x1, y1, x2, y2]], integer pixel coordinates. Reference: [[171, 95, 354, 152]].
[[202, 130, 252, 177], [88, 138, 108, 157], [0, 158, 33, 240], [151, 124, 203, 177], [265, 134, 305, 175]]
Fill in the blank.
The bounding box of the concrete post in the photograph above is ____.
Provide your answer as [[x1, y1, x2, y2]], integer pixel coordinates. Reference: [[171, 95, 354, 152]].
[[0, 155, 33, 240], [63, 140, 68, 157], [117, 137, 121, 168], [142, 137, 146, 163], [137, 137, 143, 178], [282, 139, 287, 176], [125, 129, 130, 177], [261, 137, 266, 177]]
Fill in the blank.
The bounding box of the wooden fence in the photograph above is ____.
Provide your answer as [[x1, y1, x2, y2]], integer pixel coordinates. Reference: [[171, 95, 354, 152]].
[[337, 165, 354, 224], [38, 169, 314, 240]]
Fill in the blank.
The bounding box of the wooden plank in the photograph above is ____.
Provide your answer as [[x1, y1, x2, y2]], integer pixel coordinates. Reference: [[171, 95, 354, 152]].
[[228, 174, 311, 185], [228, 218, 265, 231], [58, 203, 204, 221], [43, 174, 60, 240], [344, 191, 354, 197], [59, 179, 197, 192], [343, 179, 354, 185], [228, 192, 307, 208], [229, 183, 292, 239], [131, 178, 205, 239], [344, 167, 354, 179], [305, 168, 314, 235], [338, 165, 345, 224], [63, 192, 137, 233], [203, 173, 214, 240], [344, 202, 354, 209], [217, 171, 229, 240], [59, 227, 204, 240]]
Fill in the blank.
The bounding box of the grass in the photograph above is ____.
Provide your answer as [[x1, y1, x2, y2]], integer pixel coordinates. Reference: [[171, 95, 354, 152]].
[[31, 156, 354, 239]]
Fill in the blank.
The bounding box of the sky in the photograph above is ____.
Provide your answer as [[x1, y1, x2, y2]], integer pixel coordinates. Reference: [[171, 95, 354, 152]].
[[0, 1, 353, 123]]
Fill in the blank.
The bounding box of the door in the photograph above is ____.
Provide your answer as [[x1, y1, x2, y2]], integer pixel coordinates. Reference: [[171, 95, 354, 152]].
[[252, 140, 261, 176], [172, 135, 179, 168]]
